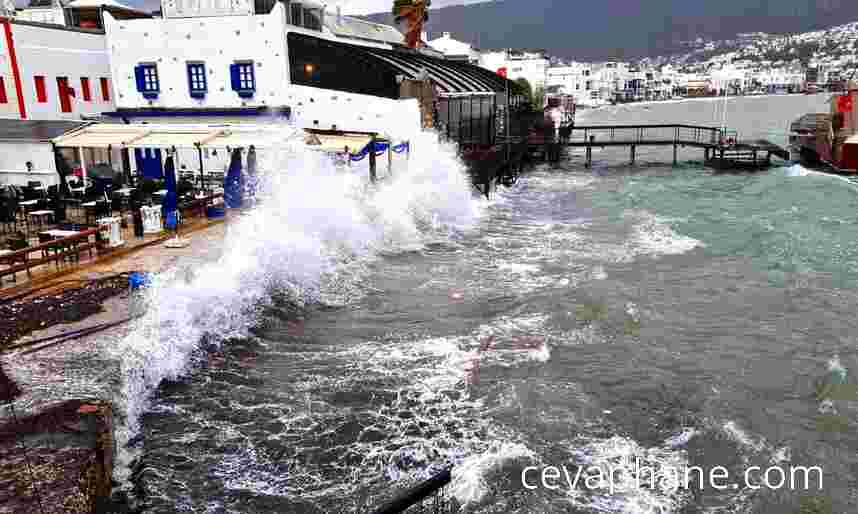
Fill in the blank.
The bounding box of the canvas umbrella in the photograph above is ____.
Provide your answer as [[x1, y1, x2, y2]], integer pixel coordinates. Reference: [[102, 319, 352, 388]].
[[246, 145, 257, 202], [224, 147, 243, 209], [161, 153, 178, 229]]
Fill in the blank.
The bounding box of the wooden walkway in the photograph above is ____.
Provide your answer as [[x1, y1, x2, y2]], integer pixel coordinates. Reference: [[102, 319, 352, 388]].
[[528, 123, 790, 169]]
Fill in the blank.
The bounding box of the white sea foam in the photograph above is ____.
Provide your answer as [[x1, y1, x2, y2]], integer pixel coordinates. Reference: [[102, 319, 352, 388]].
[[109, 127, 485, 480], [448, 441, 536, 507], [567, 434, 692, 513], [626, 210, 703, 258]]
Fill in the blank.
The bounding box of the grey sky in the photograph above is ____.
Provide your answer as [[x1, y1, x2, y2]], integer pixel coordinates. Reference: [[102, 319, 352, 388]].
[[14, 0, 493, 15]]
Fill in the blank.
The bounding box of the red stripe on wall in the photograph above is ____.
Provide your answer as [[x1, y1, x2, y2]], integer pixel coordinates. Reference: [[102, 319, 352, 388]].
[[1, 19, 26, 119]]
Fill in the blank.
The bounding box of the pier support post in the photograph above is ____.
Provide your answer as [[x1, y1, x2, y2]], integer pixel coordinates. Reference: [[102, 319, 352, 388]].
[[369, 136, 377, 183], [630, 145, 636, 165], [673, 144, 678, 166]]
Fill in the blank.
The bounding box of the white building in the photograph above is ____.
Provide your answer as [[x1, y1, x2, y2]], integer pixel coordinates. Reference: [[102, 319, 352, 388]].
[[101, 0, 512, 175], [428, 32, 479, 64], [0, 18, 118, 120], [546, 62, 600, 105], [479, 49, 549, 92]]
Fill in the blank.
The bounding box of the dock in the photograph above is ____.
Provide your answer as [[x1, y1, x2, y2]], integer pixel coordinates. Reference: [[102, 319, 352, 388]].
[[527, 123, 790, 170]]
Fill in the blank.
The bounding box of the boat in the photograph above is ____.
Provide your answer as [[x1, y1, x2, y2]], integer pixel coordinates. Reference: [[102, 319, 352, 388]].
[[788, 82, 858, 175]]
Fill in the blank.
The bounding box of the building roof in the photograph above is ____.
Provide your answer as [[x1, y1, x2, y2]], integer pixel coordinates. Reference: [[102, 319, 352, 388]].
[[65, 0, 149, 15], [324, 13, 403, 45], [0, 120, 88, 143], [287, 32, 520, 96]]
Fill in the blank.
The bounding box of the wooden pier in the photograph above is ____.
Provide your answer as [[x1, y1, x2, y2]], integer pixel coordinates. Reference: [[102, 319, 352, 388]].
[[528, 124, 790, 170]]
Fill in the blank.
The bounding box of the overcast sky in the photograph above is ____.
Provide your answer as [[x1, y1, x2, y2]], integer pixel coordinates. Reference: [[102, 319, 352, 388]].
[[333, 0, 492, 15]]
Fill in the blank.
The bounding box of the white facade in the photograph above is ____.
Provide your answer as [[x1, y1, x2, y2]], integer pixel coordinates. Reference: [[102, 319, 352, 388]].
[[479, 49, 549, 91], [103, 4, 421, 135], [0, 20, 115, 120], [546, 62, 597, 104], [428, 32, 479, 64]]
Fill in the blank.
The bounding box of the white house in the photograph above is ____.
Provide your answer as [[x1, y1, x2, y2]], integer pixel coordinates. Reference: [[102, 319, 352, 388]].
[[479, 49, 549, 92], [428, 32, 479, 64], [546, 62, 597, 105], [0, 18, 118, 120]]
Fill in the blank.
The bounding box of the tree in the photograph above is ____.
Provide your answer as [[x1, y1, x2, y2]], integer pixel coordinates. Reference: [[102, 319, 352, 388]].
[[392, 0, 431, 48], [533, 86, 546, 110], [514, 78, 533, 104]]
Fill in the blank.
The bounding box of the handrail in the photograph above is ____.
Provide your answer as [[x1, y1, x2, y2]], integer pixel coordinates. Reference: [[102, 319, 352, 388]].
[[2, 227, 102, 261], [570, 124, 723, 131], [0, 226, 105, 279]]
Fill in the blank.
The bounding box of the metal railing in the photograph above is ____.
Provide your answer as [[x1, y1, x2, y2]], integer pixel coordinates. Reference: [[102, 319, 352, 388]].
[[370, 467, 457, 514], [565, 124, 725, 146]]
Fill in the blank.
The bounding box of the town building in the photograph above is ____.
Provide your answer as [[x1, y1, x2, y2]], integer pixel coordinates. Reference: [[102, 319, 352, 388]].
[[0, 18, 115, 121], [0, 0, 148, 122], [100, 0, 516, 177], [479, 49, 549, 92]]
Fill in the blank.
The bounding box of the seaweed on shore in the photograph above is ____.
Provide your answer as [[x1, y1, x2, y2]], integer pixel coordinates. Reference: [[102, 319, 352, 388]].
[[0, 274, 130, 350]]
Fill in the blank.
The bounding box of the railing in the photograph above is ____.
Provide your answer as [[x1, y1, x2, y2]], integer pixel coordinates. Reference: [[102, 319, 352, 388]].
[[0, 226, 103, 281], [370, 467, 456, 514], [565, 124, 725, 146]]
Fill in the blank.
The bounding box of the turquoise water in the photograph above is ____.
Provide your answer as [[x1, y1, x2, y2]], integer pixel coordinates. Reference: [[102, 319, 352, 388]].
[[592, 165, 858, 288]]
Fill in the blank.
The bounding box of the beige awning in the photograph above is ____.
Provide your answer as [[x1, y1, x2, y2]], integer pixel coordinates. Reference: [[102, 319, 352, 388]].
[[203, 130, 296, 149], [125, 129, 215, 149], [52, 125, 149, 148]]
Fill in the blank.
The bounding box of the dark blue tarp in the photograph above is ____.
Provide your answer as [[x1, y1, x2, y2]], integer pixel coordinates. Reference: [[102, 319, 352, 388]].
[[224, 148, 243, 209]]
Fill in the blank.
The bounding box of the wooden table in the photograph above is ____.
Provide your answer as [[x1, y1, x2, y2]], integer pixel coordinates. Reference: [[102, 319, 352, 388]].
[[40, 229, 79, 238], [28, 209, 54, 227]]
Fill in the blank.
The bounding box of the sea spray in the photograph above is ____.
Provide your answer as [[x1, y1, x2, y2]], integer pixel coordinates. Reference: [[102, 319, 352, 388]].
[[109, 127, 484, 485]]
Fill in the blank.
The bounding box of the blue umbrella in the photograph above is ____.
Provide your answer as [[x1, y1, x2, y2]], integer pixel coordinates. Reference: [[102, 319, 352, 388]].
[[224, 148, 243, 209], [162, 154, 178, 229]]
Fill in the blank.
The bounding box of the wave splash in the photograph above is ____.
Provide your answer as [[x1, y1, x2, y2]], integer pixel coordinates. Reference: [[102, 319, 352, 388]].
[[108, 128, 483, 479]]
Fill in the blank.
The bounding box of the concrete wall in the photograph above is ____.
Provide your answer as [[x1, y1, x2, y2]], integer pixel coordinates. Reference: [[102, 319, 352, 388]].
[[0, 141, 58, 186], [0, 21, 114, 120]]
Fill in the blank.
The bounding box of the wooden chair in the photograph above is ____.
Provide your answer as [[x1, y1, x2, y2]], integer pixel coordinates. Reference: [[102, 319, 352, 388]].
[[1, 236, 29, 282]]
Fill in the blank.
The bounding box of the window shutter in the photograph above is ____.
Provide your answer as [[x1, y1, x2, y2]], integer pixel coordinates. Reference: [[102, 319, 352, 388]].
[[186, 64, 194, 94], [229, 63, 240, 92], [134, 65, 146, 92]]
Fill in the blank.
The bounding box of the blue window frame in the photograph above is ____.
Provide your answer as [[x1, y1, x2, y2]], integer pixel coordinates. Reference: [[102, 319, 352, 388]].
[[230, 61, 255, 98], [134, 63, 159, 99], [186, 62, 207, 98]]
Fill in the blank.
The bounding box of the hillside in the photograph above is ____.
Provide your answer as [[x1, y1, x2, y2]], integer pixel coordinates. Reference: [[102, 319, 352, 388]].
[[365, 0, 858, 61]]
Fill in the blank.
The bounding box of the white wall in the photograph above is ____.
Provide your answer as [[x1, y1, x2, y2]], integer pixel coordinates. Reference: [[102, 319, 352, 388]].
[[105, 7, 290, 111], [0, 141, 58, 186], [3, 21, 115, 120], [0, 22, 19, 118], [105, 4, 422, 137]]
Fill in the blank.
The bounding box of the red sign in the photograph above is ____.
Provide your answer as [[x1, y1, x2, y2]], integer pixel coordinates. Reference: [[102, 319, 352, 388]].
[[838, 95, 853, 113], [497, 67, 507, 78]]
